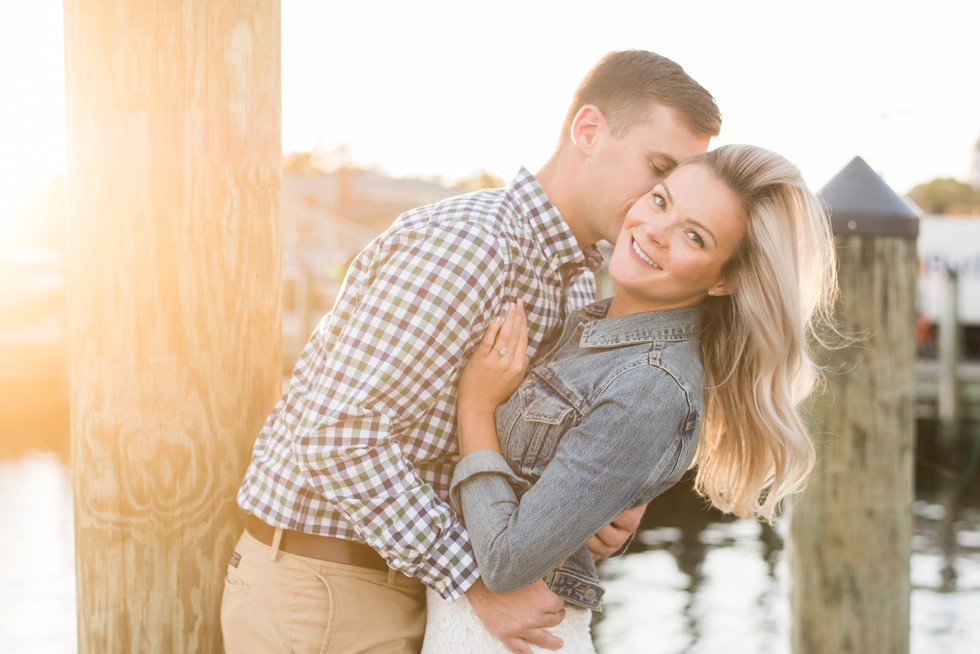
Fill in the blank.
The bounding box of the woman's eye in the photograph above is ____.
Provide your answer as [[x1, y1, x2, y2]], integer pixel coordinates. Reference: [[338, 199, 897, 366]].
[[652, 193, 666, 209], [686, 231, 705, 247]]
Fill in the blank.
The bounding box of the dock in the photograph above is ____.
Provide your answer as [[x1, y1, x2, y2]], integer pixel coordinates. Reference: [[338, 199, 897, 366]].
[[915, 360, 980, 421]]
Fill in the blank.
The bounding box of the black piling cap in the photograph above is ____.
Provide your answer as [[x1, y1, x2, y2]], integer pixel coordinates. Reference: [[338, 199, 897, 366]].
[[818, 156, 919, 237]]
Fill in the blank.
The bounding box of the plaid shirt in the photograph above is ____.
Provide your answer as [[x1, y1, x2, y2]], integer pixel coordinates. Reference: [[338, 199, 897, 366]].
[[237, 168, 596, 600]]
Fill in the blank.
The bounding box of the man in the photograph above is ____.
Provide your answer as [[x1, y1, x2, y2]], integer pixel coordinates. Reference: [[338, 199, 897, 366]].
[[222, 50, 720, 654]]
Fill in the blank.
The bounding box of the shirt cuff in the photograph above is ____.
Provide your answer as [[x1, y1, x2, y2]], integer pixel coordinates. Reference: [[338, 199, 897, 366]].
[[418, 518, 483, 601], [449, 449, 529, 515]]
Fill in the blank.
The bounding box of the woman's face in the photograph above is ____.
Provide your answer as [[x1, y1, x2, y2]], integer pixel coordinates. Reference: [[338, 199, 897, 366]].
[[607, 162, 747, 314]]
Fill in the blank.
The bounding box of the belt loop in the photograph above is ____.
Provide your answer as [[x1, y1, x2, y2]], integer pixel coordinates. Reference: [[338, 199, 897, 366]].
[[269, 527, 283, 562], [387, 568, 396, 584]]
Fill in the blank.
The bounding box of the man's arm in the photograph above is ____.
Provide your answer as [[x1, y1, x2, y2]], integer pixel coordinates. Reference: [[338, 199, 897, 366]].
[[294, 225, 575, 650], [291, 223, 507, 599]]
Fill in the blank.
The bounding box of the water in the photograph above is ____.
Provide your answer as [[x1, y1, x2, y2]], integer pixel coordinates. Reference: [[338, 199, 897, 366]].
[[593, 483, 980, 653], [0, 451, 76, 653], [592, 421, 980, 654], [1, 429, 978, 653], [596, 520, 790, 654]]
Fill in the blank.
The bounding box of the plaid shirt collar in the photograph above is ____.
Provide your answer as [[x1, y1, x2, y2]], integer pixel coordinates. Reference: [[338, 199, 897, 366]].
[[505, 168, 603, 275]]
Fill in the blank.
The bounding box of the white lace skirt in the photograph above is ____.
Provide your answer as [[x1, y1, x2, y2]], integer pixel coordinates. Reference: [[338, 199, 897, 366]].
[[421, 587, 596, 654]]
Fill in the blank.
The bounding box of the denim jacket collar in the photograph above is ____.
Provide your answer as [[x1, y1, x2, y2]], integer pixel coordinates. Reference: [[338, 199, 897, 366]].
[[577, 298, 703, 348]]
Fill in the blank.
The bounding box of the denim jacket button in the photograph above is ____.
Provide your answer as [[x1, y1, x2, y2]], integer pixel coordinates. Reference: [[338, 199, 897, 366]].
[[582, 588, 597, 601]]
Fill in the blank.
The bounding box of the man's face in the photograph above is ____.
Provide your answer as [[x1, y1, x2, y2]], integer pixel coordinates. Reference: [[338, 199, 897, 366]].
[[584, 103, 711, 245]]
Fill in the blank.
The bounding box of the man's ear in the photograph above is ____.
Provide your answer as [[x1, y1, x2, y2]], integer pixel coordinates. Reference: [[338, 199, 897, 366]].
[[570, 104, 604, 150]]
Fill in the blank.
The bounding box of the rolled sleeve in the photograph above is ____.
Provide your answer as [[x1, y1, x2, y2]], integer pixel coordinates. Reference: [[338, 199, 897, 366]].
[[449, 449, 530, 515]]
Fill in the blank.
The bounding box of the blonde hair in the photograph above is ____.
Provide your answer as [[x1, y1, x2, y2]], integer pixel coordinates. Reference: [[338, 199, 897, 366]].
[[689, 144, 839, 522]]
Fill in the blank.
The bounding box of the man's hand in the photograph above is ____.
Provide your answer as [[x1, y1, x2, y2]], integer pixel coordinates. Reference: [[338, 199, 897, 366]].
[[587, 504, 647, 560], [466, 578, 565, 654]]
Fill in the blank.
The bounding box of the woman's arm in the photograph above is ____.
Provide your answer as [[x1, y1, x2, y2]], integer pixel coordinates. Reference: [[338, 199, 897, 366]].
[[455, 362, 691, 593], [456, 300, 528, 457]]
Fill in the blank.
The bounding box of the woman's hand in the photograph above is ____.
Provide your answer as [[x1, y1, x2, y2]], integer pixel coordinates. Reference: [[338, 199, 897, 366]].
[[458, 300, 529, 417]]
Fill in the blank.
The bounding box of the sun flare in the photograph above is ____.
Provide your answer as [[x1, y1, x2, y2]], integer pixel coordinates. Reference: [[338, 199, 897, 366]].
[[0, 2, 66, 248]]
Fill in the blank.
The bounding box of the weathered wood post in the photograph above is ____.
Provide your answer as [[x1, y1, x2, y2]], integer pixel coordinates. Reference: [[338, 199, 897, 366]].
[[64, 2, 281, 651], [937, 270, 961, 444], [790, 157, 919, 653]]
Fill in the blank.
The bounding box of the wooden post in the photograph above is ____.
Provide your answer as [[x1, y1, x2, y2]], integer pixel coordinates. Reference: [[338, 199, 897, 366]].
[[63, 2, 281, 651], [790, 157, 918, 654], [937, 270, 961, 443]]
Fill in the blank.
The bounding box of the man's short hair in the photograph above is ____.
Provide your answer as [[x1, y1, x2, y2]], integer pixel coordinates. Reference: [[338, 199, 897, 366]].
[[563, 50, 721, 139]]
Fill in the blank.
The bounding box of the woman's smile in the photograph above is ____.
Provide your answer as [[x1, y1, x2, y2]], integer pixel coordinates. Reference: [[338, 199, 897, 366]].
[[629, 237, 662, 269]]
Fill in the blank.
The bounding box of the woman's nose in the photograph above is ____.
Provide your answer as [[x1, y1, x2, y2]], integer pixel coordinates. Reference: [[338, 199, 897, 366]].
[[642, 217, 667, 246]]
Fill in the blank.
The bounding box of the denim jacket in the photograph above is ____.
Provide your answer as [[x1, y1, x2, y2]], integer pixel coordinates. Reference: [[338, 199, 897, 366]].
[[450, 298, 703, 610]]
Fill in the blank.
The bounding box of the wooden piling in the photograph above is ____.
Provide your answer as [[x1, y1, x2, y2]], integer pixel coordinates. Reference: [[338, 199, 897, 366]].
[[790, 157, 918, 654], [63, 2, 281, 651], [937, 270, 961, 443]]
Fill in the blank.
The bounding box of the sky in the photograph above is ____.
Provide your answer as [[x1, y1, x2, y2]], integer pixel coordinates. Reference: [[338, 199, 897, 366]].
[[277, 0, 980, 192], [1, 0, 978, 238]]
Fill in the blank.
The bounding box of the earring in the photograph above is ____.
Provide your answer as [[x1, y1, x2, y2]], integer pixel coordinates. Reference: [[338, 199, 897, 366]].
[[707, 290, 715, 296]]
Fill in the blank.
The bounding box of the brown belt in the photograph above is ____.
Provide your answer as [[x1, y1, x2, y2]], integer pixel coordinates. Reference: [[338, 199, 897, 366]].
[[246, 515, 389, 572]]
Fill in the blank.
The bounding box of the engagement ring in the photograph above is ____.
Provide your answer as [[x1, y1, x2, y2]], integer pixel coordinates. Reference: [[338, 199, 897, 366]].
[[497, 347, 508, 356]]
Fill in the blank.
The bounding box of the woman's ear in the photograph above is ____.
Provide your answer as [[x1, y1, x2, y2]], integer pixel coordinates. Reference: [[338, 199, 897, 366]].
[[708, 281, 734, 297], [570, 104, 604, 150]]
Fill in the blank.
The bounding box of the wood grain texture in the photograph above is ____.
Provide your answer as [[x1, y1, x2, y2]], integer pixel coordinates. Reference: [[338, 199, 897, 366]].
[[791, 235, 917, 654], [63, 1, 282, 651]]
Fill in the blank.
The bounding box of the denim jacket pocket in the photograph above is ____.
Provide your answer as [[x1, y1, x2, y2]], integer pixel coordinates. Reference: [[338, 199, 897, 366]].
[[519, 375, 574, 423], [504, 376, 575, 474]]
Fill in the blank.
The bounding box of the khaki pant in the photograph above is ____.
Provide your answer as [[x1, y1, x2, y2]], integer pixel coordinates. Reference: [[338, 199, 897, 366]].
[[221, 530, 427, 653]]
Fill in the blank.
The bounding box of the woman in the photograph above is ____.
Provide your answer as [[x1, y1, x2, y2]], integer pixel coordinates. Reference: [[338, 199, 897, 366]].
[[422, 144, 839, 653]]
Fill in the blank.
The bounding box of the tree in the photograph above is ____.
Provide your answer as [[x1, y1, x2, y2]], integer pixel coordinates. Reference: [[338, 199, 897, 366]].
[[907, 177, 980, 215], [455, 170, 506, 192], [283, 146, 360, 176], [283, 151, 323, 175]]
